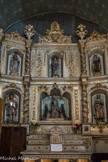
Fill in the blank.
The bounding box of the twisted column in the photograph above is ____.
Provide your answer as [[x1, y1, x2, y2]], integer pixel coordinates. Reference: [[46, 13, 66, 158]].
[[76, 25, 88, 124]]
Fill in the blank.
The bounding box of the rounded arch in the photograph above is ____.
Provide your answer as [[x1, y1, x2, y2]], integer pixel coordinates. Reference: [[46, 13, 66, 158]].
[[89, 48, 105, 76], [48, 50, 63, 77], [91, 89, 108, 124]]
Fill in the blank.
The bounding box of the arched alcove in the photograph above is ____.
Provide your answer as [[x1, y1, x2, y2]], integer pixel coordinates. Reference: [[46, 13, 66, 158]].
[[48, 52, 63, 78], [91, 89, 108, 124], [3, 89, 21, 123], [6, 49, 23, 76], [40, 89, 71, 120], [89, 49, 105, 76]]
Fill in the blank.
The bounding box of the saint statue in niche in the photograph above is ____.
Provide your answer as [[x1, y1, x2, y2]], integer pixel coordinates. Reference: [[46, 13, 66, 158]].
[[9, 52, 20, 75], [42, 95, 67, 119], [50, 96, 61, 118], [51, 57, 59, 77], [94, 94, 104, 123], [92, 55, 101, 75], [43, 104, 49, 120], [5, 93, 18, 123]]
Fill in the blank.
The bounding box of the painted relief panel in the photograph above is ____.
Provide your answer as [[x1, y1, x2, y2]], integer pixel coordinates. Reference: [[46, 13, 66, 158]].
[[3, 90, 20, 123]]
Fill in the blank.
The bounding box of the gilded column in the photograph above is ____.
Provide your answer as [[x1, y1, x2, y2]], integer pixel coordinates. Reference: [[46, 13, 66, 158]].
[[76, 24, 88, 124], [23, 25, 35, 123]]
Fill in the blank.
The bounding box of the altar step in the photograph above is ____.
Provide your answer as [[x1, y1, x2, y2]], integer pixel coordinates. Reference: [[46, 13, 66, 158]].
[[26, 134, 92, 153]]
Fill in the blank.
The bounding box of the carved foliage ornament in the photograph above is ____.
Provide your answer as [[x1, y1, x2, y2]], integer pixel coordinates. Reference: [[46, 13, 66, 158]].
[[86, 31, 107, 42], [39, 21, 72, 43], [5, 31, 25, 42]]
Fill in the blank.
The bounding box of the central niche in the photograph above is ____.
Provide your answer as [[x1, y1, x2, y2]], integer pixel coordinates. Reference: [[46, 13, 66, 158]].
[[48, 52, 63, 77], [40, 89, 71, 120]]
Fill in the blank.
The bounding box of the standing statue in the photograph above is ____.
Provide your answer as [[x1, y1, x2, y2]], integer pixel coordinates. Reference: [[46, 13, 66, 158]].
[[9, 52, 20, 75], [51, 57, 59, 77], [94, 94, 104, 123], [50, 96, 61, 118], [92, 55, 101, 74], [43, 104, 49, 120], [5, 93, 18, 123], [60, 104, 67, 119]]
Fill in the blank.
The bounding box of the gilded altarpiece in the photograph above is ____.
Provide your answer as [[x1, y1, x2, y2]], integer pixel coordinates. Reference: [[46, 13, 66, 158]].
[[1, 21, 108, 160]]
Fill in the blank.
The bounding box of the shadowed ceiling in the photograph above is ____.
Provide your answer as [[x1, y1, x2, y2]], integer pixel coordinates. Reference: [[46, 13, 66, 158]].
[[0, 0, 108, 31]]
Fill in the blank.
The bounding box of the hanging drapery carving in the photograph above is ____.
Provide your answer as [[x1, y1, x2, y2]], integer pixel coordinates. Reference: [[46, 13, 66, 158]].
[[68, 53, 74, 77], [37, 52, 42, 77], [31, 86, 38, 122]]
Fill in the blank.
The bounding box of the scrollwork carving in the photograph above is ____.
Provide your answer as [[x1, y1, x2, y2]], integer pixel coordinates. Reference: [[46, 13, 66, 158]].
[[86, 31, 107, 42], [83, 138, 91, 149], [5, 31, 25, 43], [39, 21, 72, 43]]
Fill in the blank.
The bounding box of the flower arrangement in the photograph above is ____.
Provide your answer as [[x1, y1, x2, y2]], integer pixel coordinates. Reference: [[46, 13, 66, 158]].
[[72, 123, 81, 133], [30, 121, 40, 130]]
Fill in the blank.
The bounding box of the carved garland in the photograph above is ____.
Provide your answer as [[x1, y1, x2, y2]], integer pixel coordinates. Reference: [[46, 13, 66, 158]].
[[37, 52, 42, 77], [73, 88, 80, 121], [68, 53, 74, 77]]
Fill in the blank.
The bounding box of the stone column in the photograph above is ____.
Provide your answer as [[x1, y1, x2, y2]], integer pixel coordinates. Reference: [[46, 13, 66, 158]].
[[76, 24, 88, 124], [0, 98, 3, 136], [23, 25, 35, 123]]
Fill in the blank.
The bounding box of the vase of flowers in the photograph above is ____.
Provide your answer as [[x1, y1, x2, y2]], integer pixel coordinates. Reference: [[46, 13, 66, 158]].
[[72, 123, 81, 134]]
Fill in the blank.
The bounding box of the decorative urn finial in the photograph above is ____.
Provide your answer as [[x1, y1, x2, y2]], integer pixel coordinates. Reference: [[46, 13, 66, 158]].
[[76, 24, 88, 40], [24, 24, 36, 39]]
